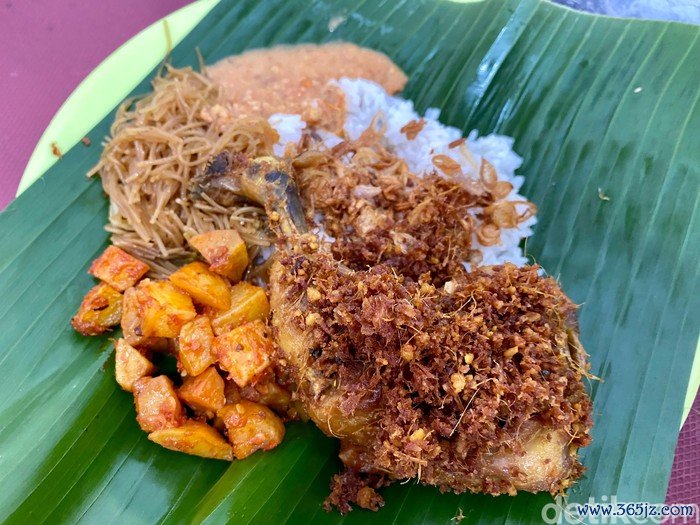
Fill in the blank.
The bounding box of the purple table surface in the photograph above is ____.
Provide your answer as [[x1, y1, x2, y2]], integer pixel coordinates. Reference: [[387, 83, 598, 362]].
[[0, 0, 697, 508]]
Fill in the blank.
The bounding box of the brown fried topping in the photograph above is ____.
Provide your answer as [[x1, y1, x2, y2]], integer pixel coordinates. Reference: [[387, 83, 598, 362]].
[[275, 244, 593, 511], [400, 118, 426, 140]]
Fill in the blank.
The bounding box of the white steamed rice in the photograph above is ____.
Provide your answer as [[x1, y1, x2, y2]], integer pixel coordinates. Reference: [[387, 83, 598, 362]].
[[268, 78, 536, 268]]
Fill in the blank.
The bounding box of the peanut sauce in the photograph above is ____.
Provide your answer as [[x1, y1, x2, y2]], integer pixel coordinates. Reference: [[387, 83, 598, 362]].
[[208, 43, 407, 128]]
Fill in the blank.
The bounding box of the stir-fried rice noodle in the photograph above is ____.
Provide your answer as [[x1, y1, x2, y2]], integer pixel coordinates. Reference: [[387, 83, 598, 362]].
[[91, 66, 279, 276]]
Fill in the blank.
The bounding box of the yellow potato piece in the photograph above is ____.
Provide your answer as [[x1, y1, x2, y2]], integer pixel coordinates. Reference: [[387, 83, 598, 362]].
[[148, 421, 233, 461], [188, 229, 248, 282], [178, 367, 226, 416], [89, 245, 149, 292], [213, 320, 272, 387], [170, 262, 231, 310], [211, 282, 270, 336], [114, 339, 154, 392], [218, 400, 285, 459], [178, 316, 215, 377], [239, 380, 292, 415], [133, 375, 186, 433], [139, 279, 197, 338], [121, 286, 168, 350], [71, 282, 123, 336]]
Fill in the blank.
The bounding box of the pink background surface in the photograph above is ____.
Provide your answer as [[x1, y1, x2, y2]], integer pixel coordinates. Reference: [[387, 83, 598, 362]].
[[0, 0, 697, 507]]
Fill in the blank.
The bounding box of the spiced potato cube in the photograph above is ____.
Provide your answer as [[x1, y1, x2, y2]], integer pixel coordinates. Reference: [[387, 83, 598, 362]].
[[178, 367, 226, 417], [71, 282, 123, 336], [211, 282, 270, 336], [188, 229, 248, 282], [178, 316, 215, 377], [213, 320, 272, 387], [218, 400, 285, 459], [133, 375, 186, 433], [169, 262, 231, 310], [89, 245, 149, 291], [148, 421, 233, 460], [114, 338, 155, 392]]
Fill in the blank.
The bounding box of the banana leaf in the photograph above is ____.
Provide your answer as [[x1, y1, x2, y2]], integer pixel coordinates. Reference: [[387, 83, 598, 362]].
[[1, 0, 698, 523]]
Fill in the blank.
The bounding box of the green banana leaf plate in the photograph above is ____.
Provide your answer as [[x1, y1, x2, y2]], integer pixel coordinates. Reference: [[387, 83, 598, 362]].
[[2, 0, 699, 523]]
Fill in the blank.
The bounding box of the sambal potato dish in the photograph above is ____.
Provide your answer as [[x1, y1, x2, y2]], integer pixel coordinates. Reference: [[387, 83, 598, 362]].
[[73, 236, 288, 462]]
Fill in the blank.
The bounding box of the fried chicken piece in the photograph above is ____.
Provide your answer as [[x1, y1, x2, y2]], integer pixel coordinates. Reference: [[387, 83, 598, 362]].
[[204, 154, 593, 513], [271, 251, 591, 512]]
